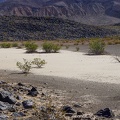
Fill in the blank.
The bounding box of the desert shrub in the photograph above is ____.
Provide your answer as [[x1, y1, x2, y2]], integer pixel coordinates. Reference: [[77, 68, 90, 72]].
[[0, 43, 11, 48], [42, 42, 53, 53], [12, 43, 18, 47], [89, 39, 105, 55], [25, 42, 38, 53], [16, 59, 32, 73], [32, 58, 46, 68], [42, 42, 61, 53], [52, 44, 61, 52], [107, 41, 113, 45]]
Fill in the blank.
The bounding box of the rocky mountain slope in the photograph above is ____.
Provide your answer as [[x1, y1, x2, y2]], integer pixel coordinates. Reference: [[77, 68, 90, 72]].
[[0, 0, 120, 25], [0, 16, 118, 40]]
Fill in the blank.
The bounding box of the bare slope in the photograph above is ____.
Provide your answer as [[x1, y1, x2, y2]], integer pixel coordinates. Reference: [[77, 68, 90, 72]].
[[0, 0, 120, 25]]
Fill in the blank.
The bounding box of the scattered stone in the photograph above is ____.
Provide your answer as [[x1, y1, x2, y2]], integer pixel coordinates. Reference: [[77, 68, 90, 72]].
[[65, 113, 73, 117], [77, 111, 83, 115], [28, 87, 39, 97], [16, 95, 22, 100], [95, 108, 114, 118], [18, 83, 24, 86], [0, 101, 11, 111], [41, 93, 45, 97], [62, 106, 76, 113], [22, 100, 34, 109], [0, 81, 6, 84], [0, 90, 16, 104], [73, 104, 82, 108], [0, 114, 8, 120], [40, 106, 47, 112], [9, 107, 16, 112], [15, 102, 21, 106], [12, 112, 26, 117]]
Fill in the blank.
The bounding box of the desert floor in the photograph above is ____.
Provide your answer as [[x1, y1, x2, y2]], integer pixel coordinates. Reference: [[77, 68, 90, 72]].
[[0, 45, 120, 113]]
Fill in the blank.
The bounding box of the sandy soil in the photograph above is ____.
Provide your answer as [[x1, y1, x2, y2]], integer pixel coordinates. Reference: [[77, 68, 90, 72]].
[[0, 48, 120, 84]]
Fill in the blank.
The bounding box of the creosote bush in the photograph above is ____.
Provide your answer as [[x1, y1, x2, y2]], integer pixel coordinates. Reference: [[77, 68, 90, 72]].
[[12, 43, 18, 47], [0, 43, 11, 48], [32, 58, 46, 68], [89, 39, 105, 55], [25, 42, 38, 53], [52, 44, 61, 52], [16, 58, 47, 73], [16, 59, 32, 73], [42, 42, 61, 53]]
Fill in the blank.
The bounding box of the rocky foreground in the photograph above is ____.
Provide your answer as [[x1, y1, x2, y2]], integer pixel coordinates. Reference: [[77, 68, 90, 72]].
[[0, 80, 119, 120]]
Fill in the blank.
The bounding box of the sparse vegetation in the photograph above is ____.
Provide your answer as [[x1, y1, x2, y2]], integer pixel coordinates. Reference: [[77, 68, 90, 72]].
[[16, 59, 32, 73], [42, 42, 61, 53], [32, 58, 46, 68], [52, 44, 61, 52], [0, 43, 11, 48], [12, 43, 18, 47], [42, 42, 53, 53], [89, 39, 105, 55], [25, 42, 38, 53]]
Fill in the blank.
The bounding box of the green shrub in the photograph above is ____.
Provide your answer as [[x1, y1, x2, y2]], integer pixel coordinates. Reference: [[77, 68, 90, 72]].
[[52, 44, 61, 52], [107, 41, 113, 45], [16, 59, 32, 73], [0, 43, 11, 48], [25, 42, 38, 53], [12, 43, 18, 47], [42, 42, 53, 53], [32, 58, 46, 68], [89, 39, 105, 55], [42, 42, 61, 53]]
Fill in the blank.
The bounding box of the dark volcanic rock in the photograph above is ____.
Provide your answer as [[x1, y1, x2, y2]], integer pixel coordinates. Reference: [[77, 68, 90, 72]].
[[22, 100, 34, 109], [28, 87, 39, 97], [62, 106, 76, 113], [16, 95, 22, 100], [0, 114, 8, 120], [18, 82, 24, 86], [0, 101, 11, 111], [95, 108, 114, 118], [12, 112, 26, 117], [0, 90, 16, 104]]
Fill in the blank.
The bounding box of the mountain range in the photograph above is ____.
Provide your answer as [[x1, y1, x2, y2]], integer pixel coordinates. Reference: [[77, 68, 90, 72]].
[[0, 0, 120, 25]]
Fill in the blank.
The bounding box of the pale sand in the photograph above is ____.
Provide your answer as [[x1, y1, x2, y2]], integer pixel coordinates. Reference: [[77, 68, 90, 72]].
[[0, 48, 120, 84]]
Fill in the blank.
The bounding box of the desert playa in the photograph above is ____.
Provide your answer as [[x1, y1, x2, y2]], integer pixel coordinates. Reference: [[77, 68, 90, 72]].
[[0, 47, 120, 84]]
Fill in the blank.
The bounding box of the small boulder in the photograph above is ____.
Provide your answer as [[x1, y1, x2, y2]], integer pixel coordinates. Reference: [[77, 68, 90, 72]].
[[12, 112, 26, 117], [62, 106, 76, 113], [0, 101, 11, 111], [22, 100, 34, 109], [16, 95, 22, 100], [0, 114, 8, 120], [28, 87, 39, 97], [95, 108, 114, 118], [15, 102, 21, 106], [18, 83, 24, 86], [9, 107, 16, 112], [0, 90, 16, 104]]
